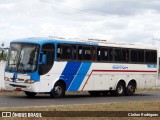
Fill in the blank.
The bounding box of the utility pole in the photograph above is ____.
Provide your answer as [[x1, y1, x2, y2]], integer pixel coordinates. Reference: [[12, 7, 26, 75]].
[[151, 37, 160, 45]]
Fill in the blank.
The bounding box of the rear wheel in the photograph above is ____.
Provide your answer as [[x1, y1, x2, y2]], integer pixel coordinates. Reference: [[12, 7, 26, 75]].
[[115, 82, 125, 96], [126, 82, 136, 96], [24, 91, 37, 97], [50, 82, 65, 98]]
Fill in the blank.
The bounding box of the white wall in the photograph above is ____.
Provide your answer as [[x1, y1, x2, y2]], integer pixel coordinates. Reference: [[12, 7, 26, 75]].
[[0, 61, 5, 89]]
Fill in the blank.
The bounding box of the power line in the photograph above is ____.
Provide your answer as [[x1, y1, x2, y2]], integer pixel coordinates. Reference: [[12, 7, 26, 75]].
[[39, 0, 156, 26], [39, 0, 120, 19]]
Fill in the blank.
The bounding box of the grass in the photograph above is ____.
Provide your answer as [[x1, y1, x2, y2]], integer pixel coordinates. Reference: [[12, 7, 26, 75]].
[[0, 101, 159, 120]]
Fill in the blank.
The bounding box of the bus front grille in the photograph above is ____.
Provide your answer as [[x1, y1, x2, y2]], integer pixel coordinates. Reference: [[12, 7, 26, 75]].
[[9, 84, 27, 88]]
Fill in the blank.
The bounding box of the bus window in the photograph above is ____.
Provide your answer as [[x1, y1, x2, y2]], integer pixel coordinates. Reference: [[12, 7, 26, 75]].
[[130, 49, 144, 63], [114, 48, 122, 61], [122, 49, 129, 62], [61, 45, 72, 60], [78, 46, 83, 60], [97, 47, 101, 61], [130, 50, 138, 62], [72, 46, 77, 60], [57, 44, 62, 60], [151, 50, 157, 63], [91, 47, 96, 61], [108, 48, 113, 61], [83, 46, 91, 60], [137, 50, 144, 63], [145, 50, 157, 63], [101, 48, 109, 61]]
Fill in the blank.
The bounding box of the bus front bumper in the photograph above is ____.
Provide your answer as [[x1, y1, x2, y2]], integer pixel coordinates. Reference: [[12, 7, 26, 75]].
[[5, 81, 37, 92]]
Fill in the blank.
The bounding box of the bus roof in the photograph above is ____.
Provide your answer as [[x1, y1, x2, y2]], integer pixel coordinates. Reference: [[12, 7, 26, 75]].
[[10, 37, 98, 46], [10, 37, 157, 50]]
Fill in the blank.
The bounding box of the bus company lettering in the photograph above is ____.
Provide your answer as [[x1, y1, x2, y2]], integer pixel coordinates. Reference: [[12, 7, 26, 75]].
[[112, 65, 128, 70]]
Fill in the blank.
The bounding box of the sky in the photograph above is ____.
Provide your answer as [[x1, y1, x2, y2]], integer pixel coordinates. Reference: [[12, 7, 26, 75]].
[[0, 0, 160, 47]]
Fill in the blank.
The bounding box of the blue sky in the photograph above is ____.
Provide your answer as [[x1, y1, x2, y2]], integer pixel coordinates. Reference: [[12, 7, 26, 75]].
[[0, 0, 160, 47]]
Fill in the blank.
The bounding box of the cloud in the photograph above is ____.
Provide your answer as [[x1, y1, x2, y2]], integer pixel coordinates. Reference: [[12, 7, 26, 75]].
[[0, 0, 160, 48], [65, 0, 160, 16]]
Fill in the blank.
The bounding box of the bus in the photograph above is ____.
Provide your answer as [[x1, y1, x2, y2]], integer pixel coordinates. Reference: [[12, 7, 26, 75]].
[[4, 37, 159, 97]]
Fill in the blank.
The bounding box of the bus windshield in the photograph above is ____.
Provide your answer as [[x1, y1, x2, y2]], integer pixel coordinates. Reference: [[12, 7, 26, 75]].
[[5, 43, 39, 72]]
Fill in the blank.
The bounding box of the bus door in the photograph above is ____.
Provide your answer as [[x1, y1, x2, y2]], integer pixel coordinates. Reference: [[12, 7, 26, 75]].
[[38, 43, 54, 75]]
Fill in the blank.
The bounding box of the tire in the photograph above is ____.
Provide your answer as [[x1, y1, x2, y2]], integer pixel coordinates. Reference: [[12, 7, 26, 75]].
[[50, 82, 65, 98], [24, 91, 37, 97], [126, 82, 136, 96], [115, 82, 125, 96]]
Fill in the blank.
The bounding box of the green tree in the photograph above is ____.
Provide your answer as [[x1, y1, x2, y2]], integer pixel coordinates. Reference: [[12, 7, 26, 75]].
[[0, 42, 7, 61]]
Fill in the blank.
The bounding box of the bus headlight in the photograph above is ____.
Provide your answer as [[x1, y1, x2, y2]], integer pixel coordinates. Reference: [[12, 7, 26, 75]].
[[24, 79, 35, 84], [4, 77, 10, 81]]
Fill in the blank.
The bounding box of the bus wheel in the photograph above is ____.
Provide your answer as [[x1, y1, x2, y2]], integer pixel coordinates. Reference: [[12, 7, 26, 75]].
[[50, 82, 65, 98], [24, 91, 37, 97], [126, 82, 136, 96], [115, 82, 125, 96]]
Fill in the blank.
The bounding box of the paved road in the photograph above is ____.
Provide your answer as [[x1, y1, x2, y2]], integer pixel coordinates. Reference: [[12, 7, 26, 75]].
[[0, 92, 160, 108]]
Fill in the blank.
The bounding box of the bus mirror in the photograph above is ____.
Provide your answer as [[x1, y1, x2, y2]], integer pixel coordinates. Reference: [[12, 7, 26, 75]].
[[39, 53, 46, 65], [42, 54, 46, 65]]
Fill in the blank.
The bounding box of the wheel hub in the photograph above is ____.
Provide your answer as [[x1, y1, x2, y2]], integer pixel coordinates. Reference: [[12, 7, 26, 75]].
[[55, 86, 62, 95], [118, 85, 123, 94]]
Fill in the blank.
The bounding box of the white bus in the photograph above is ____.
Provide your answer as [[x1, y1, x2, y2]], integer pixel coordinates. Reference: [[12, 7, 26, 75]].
[[4, 37, 159, 97]]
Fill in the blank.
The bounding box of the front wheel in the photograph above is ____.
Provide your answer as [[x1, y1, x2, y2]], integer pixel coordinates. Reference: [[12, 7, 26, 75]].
[[50, 82, 65, 98], [24, 91, 37, 97]]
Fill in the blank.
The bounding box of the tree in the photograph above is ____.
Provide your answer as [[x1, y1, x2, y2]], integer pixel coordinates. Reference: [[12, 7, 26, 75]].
[[0, 42, 7, 61]]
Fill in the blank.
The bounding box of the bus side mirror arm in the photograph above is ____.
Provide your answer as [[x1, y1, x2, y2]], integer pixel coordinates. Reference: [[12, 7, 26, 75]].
[[42, 54, 46, 65], [39, 53, 46, 65]]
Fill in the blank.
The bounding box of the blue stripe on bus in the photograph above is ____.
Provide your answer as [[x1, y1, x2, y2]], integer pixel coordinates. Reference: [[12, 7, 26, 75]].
[[31, 71, 40, 81], [13, 73, 17, 82], [60, 61, 82, 90], [67, 62, 92, 91]]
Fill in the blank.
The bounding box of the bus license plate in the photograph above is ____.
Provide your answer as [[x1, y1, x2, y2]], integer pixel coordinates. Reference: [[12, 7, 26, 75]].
[[15, 88, 21, 91]]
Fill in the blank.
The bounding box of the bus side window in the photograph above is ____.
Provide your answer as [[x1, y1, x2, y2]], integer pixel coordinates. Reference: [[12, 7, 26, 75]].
[[97, 47, 101, 61], [114, 48, 122, 62], [91, 47, 96, 60], [57, 44, 62, 60], [145, 50, 157, 63], [137, 50, 144, 63], [108, 48, 113, 61], [101, 48, 109, 61], [72, 46, 77, 60], [83, 46, 91, 60], [130, 50, 137, 62], [121, 49, 129, 62], [78, 46, 82, 60], [125, 50, 129, 62], [61, 45, 72, 60], [151, 50, 157, 63]]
